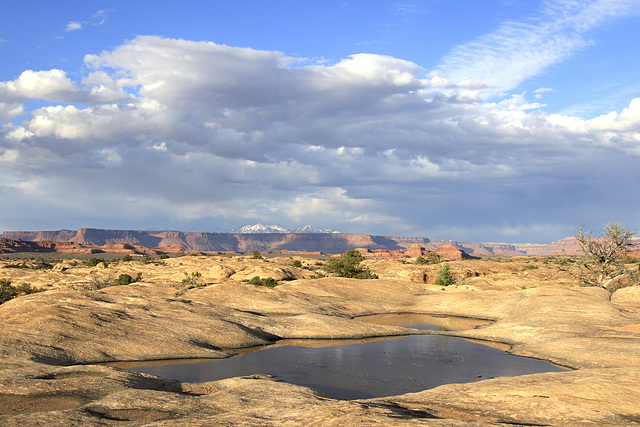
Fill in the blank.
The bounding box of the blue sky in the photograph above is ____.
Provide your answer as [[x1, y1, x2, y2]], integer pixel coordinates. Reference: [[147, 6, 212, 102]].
[[1, 0, 639, 243]]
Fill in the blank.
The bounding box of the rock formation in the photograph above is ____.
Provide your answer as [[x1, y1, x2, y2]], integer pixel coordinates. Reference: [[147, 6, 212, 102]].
[[2, 229, 432, 254], [1, 255, 640, 425], [3, 228, 639, 256]]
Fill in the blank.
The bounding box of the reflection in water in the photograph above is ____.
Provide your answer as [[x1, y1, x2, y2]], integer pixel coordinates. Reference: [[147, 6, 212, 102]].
[[120, 317, 566, 399], [356, 312, 493, 332]]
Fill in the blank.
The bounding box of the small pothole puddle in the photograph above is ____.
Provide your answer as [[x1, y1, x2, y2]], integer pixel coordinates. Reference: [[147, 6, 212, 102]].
[[117, 314, 566, 399]]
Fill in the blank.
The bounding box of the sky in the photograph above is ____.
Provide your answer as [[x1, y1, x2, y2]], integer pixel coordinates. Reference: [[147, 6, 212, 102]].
[[1, 0, 640, 243]]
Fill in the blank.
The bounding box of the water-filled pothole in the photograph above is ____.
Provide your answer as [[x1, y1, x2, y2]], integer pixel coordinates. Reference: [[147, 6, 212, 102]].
[[117, 315, 566, 399]]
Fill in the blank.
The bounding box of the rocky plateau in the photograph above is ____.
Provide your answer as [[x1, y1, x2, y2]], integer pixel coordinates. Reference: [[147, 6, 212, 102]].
[[1, 253, 640, 425], [4, 227, 623, 255]]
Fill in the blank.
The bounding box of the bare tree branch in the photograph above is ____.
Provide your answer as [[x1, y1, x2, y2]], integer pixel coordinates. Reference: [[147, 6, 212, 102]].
[[558, 221, 637, 290]]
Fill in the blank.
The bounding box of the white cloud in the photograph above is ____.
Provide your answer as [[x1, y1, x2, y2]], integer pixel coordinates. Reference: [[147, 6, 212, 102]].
[[1, 36, 639, 241], [534, 87, 554, 99], [437, 0, 639, 96], [0, 102, 24, 121], [64, 9, 110, 32], [65, 21, 82, 31], [534, 87, 554, 94], [1, 69, 82, 102]]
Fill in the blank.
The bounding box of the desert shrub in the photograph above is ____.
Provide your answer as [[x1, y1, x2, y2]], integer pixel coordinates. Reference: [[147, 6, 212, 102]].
[[0, 279, 43, 304], [434, 263, 455, 286], [181, 271, 202, 287], [86, 275, 112, 290], [114, 273, 142, 286], [115, 274, 133, 286], [174, 271, 205, 296], [4, 260, 54, 270], [86, 258, 107, 267], [37, 262, 54, 270], [3, 262, 28, 269], [427, 253, 441, 264], [251, 250, 263, 260], [122, 255, 133, 262], [158, 254, 169, 259], [324, 249, 378, 279], [292, 260, 303, 268], [142, 256, 166, 266], [416, 253, 441, 265], [248, 276, 278, 287]]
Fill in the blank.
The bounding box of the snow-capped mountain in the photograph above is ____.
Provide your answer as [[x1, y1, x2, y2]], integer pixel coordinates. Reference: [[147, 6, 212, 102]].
[[234, 224, 339, 234], [235, 224, 289, 234], [292, 225, 340, 234]]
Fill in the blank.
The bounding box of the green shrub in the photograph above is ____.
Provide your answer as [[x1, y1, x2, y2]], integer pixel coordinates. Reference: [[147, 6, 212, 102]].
[[417, 253, 441, 265], [158, 254, 169, 260], [292, 260, 303, 268], [33, 261, 54, 270], [248, 276, 278, 287], [122, 255, 133, 262], [115, 274, 133, 286], [324, 249, 378, 279], [174, 271, 204, 297], [434, 263, 455, 286], [251, 250, 263, 260], [86, 258, 107, 267], [427, 253, 441, 264], [181, 271, 202, 287], [142, 256, 166, 266], [114, 273, 142, 286], [3, 263, 28, 269], [1, 279, 43, 304]]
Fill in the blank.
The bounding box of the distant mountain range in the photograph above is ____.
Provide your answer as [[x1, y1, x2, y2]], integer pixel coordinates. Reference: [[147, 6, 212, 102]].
[[234, 224, 340, 234], [0, 227, 599, 256]]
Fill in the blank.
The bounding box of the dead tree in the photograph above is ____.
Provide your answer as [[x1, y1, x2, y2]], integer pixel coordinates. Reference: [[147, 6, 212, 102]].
[[561, 221, 637, 289]]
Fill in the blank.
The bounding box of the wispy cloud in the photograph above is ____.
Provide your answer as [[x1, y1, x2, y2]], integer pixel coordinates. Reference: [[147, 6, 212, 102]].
[[391, 0, 429, 15], [64, 9, 111, 32], [65, 21, 82, 32], [437, 0, 640, 95]]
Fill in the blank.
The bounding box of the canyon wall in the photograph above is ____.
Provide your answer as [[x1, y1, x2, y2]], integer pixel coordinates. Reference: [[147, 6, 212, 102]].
[[1, 229, 431, 254], [2, 228, 611, 256]]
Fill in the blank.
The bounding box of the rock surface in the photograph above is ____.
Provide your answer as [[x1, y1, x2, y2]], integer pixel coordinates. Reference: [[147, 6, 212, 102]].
[[1, 255, 640, 425]]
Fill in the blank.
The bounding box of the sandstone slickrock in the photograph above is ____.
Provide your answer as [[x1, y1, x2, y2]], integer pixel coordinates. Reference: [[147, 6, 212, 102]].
[[1, 256, 639, 425]]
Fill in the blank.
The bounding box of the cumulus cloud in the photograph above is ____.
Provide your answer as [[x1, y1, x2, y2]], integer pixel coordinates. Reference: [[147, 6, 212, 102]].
[[0, 69, 131, 122], [1, 35, 639, 241]]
